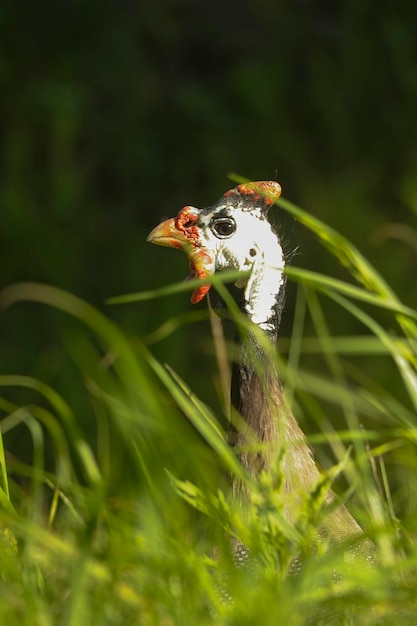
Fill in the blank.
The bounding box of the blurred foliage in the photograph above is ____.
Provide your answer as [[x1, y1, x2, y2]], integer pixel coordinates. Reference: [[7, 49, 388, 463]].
[[1, 0, 417, 456], [2, 4, 417, 619], [0, 251, 417, 623]]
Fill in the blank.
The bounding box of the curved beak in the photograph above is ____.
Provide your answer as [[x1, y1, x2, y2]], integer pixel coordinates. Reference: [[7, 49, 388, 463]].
[[147, 217, 215, 304], [146, 218, 188, 250]]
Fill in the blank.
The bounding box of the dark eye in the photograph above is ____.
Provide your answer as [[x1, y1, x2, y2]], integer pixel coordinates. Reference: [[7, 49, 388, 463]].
[[211, 218, 236, 238]]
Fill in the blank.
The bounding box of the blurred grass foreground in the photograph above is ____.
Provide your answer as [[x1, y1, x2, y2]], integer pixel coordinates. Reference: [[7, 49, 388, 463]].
[[1, 190, 417, 625]]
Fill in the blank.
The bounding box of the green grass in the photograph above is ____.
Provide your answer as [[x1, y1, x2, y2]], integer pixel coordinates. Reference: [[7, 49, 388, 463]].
[[1, 192, 417, 624]]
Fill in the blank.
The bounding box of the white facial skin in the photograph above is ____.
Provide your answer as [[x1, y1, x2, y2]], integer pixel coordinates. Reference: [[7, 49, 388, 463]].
[[197, 204, 285, 333]]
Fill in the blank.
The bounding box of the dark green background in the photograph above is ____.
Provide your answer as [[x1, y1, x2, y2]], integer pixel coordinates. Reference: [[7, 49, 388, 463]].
[[1, 1, 417, 442]]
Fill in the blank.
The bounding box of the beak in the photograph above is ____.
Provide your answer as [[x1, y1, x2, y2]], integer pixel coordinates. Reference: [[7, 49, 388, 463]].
[[147, 217, 215, 304], [146, 218, 188, 250]]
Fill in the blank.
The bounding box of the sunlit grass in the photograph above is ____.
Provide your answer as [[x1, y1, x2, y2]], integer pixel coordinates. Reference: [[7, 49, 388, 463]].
[[1, 190, 417, 624]]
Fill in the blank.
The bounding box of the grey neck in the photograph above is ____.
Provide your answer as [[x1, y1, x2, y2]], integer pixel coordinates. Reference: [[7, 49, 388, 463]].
[[228, 277, 287, 479]]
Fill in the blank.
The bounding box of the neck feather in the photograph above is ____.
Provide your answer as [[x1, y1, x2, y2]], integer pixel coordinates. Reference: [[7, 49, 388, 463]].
[[228, 320, 323, 513], [226, 259, 367, 542]]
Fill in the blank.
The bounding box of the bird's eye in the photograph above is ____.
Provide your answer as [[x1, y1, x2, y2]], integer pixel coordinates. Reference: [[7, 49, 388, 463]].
[[211, 218, 236, 238]]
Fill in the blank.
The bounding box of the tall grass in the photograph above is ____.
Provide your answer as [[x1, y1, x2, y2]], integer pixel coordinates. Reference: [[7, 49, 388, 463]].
[[1, 191, 417, 624]]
